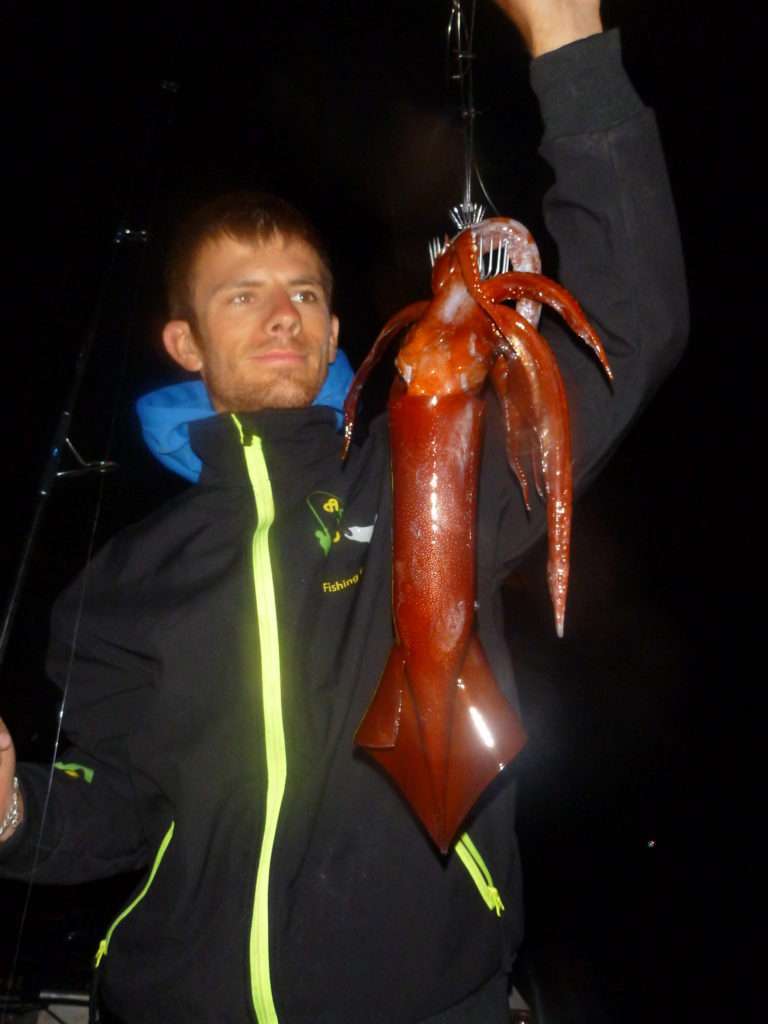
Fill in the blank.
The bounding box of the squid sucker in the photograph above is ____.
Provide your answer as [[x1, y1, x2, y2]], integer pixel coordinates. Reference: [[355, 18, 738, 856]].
[[343, 218, 612, 852]]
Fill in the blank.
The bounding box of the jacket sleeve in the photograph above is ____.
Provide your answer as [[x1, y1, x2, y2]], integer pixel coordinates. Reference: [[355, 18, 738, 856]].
[[0, 547, 156, 883], [489, 29, 689, 576]]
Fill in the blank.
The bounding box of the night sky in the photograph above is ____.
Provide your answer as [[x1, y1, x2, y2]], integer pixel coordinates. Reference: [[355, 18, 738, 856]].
[[2, 2, 740, 1020]]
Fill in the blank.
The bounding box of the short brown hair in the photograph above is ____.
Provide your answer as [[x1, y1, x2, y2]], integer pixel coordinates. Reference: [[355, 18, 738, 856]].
[[165, 191, 334, 330]]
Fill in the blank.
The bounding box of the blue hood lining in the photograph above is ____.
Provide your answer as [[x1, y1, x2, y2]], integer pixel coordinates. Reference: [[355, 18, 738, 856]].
[[136, 350, 355, 483]]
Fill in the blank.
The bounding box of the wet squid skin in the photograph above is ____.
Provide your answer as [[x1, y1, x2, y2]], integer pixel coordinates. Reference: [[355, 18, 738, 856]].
[[343, 219, 612, 853]]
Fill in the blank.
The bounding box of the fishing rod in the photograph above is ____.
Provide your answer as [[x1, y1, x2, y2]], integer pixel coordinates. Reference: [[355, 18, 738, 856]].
[[0, 275, 119, 672], [0, 72, 179, 1024], [0, 72, 178, 674]]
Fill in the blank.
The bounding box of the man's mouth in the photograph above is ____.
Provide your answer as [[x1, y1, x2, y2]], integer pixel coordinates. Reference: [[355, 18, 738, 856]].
[[248, 347, 306, 364]]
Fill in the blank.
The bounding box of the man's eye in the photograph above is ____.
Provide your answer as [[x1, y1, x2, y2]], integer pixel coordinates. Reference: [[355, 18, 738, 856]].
[[231, 293, 253, 305], [293, 290, 319, 304]]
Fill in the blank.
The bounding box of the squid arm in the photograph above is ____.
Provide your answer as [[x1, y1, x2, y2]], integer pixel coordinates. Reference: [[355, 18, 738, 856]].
[[486, 302, 574, 637], [342, 301, 429, 457], [482, 271, 613, 382]]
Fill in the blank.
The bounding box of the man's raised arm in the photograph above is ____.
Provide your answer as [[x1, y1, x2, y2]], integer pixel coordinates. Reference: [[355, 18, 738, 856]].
[[477, 0, 688, 574]]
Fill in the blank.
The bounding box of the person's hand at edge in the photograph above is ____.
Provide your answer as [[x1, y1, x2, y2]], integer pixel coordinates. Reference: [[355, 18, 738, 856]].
[[0, 716, 22, 843], [491, 0, 603, 57]]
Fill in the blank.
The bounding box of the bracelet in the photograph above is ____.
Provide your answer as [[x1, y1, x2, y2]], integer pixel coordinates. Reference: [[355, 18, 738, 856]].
[[0, 777, 21, 838]]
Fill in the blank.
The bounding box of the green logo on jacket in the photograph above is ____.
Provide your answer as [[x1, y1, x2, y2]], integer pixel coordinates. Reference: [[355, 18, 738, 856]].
[[306, 492, 344, 555]]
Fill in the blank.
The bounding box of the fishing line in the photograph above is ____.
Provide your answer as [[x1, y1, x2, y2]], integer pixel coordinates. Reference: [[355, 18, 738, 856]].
[[431, 0, 500, 264], [446, 0, 501, 222], [447, 0, 478, 213], [474, 156, 501, 218]]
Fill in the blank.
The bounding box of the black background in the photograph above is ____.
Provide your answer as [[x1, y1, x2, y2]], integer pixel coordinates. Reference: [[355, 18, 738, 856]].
[[1, 1, 744, 1021]]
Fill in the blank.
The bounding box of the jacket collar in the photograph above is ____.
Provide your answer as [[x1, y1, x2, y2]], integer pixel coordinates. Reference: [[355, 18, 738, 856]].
[[135, 350, 354, 483], [190, 407, 341, 487]]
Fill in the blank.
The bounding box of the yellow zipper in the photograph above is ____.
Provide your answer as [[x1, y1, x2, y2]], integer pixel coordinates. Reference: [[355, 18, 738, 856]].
[[233, 416, 286, 1024], [94, 821, 175, 966], [455, 832, 505, 917]]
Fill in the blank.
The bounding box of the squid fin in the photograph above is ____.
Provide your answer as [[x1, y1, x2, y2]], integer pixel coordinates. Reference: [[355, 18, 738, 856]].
[[355, 645, 405, 748], [359, 636, 527, 854]]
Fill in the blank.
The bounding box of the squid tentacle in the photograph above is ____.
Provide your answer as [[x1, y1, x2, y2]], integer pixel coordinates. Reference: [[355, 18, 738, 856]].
[[491, 357, 538, 510], [489, 303, 573, 637], [470, 219, 543, 327], [342, 300, 429, 457], [490, 358, 532, 510], [456, 227, 575, 631], [481, 271, 613, 381], [471, 217, 542, 274]]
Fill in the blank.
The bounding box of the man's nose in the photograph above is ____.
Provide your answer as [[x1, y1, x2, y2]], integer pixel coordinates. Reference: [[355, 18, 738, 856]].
[[265, 290, 300, 335]]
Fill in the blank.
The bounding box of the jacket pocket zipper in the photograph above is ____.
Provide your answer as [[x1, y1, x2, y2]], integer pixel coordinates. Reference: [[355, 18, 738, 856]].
[[455, 831, 505, 917], [94, 821, 175, 966]]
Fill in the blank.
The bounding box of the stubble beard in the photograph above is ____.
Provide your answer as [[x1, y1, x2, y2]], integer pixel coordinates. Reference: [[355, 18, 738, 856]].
[[205, 363, 323, 414]]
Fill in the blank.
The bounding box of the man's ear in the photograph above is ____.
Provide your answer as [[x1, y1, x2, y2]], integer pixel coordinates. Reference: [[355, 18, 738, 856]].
[[328, 314, 340, 362], [162, 320, 204, 372]]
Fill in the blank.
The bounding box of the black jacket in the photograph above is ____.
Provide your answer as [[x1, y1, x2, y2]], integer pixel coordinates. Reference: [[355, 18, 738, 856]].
[[1, 31, 688, 1024]]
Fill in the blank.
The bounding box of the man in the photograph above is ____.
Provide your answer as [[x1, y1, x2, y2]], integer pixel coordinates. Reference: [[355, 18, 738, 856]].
[[162, 208, 341, 416], [0, 1, 688, 1020]]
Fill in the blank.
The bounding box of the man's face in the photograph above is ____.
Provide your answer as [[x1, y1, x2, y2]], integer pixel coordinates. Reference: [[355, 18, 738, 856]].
[[163, 232, 339, 413]]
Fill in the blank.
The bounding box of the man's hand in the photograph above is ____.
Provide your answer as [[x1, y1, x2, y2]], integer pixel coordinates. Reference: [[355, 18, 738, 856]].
[[492, 0, 603, 57], [0, 716, 22, 843]]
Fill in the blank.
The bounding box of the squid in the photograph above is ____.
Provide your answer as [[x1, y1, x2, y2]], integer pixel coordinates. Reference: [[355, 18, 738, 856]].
[[343, 218, 612, 853]]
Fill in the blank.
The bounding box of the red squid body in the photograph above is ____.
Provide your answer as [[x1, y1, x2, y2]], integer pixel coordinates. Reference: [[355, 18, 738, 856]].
[[344, 219, 611, 852], [357, 384, 527, 854]]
